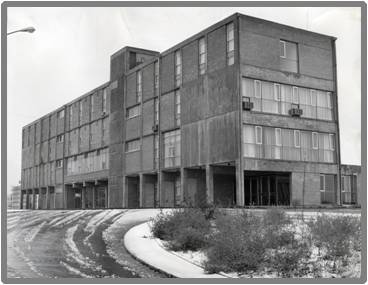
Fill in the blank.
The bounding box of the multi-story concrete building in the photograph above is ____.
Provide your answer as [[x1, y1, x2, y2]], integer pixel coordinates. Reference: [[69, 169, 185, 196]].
[[20, 13, 361, 210]]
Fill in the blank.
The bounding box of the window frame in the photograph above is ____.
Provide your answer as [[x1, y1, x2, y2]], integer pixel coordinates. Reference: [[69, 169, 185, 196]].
[[198, 37, 207, 75], [174, 50, 182, 87], [279, 40, 286, 58], [275, 128, 282, 146], [294, 130, 301, 148], [125, 139, 141, 153], [312, 132, 319, 149], [329, 134, 335, 150], [254, 80, 262, 99], [126, 105, 141, 119], [255, 126, 262, 145], [226, 22, 235, 66], [136, 70, 142, 103], [292, 87, 299, 104], [274, 83, 281, 101]]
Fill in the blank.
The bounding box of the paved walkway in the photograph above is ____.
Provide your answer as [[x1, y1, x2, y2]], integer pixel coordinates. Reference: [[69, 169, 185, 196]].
[[124, 222, 227, 278]]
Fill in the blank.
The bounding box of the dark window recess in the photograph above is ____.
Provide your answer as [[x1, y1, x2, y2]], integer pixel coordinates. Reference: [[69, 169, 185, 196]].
[[129, 51, 137, 69]]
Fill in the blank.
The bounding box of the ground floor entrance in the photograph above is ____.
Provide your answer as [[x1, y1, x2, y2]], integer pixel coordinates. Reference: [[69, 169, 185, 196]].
[[66, 182, 108, 209], [244, 171, 290, 206]]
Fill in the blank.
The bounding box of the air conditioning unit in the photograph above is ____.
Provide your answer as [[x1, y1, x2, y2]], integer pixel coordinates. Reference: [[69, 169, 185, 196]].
[[101, 111, 106, 117], [289, 107, 303, 117], [242, 101, 254, 111], [152, 124, 159, 132]]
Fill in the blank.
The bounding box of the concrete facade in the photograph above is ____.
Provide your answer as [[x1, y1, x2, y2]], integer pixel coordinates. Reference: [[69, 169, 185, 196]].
[[20, 13, 361, 209]]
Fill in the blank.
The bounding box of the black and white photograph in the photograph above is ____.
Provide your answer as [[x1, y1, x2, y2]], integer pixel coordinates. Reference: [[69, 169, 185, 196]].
[[4, 2, 365, 282]]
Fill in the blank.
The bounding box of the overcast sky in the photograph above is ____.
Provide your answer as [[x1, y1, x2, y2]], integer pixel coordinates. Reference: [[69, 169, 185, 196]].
[[7, 6, 361, 191]]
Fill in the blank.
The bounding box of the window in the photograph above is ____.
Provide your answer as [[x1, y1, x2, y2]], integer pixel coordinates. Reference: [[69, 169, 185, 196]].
[[279, 40, 298, 73], [312, 132, 318, 149], [137, 70, 142, 103], [56, 134, 64, 143], [255, 126, 262, 144], [320, 174, 336, 204], [329, 134, 335, 150], [56, 159, 63, 168], [294, 130, 300, 148], [175, 90, 181, 125], [275, 128, 282, 146], [126, 139, 141, 153], [91, 95, 94, 114], [226, 22, 235, 65], [292, 87, 299, 104], [199, 37, 206, 74], [79, 101, 83, 121], [175, 176, 181, 206], [154, 98, 159, 124], [163, 129, 181, 167], [126, 105, 141, 119], [175, 50, 182, 87], [57, 110, 65, 119], [154, 61, 159, 91], [310, 90, 317, 106], [102, 89, 107, 113], [69, 106, 73, 125], [274, 84, 281, 101], [279, 40, 286, 58], [254, 80, 261, 98]]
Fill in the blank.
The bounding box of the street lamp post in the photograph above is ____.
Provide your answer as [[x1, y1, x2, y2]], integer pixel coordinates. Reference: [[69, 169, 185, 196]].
[[7, 27, 35, 36]]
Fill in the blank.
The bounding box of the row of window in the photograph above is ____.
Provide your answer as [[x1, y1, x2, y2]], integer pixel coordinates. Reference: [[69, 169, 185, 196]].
[[69, 89, 108, 126], [125, 129, 181, 169], [243, 125, 336, 163], [66, 148, 109, 176], [242, 78, 334, 121]]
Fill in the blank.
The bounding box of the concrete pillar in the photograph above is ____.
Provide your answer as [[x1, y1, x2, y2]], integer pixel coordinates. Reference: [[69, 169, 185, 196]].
[[158, 171, 164, 207], [105, 185, 108, 209], [180, 168, 186, 205], [235, 160, 244, 206], [46, 187, 50, 209], [32, 189, 36, 210], [81, 188, 86, 209], [122, 176, 127, 208], [206, 165, 214, 204], [92, 186, 96, 209], [139, 174, 144, 208]]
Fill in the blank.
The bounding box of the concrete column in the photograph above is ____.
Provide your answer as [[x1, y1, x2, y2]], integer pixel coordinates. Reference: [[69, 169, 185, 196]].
[[105, 185, 108, 209], [92, 186, 96, 209], [32, 189, 36, 210], [139, 174, 144, 208], [158, 171, 163, 207], [180, 168, 186, 205], [122, 176, 127, 208], [46, 187, 50, 209], [81, 188, 86, 209], [206, 165, 214, 204], [235, 160, 244, 206]]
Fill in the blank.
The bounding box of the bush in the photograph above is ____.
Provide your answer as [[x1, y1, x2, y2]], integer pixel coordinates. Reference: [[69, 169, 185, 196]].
[[204, 209, 311, 275], [307, 214, 361, 260], [150, 208, 211, 251]]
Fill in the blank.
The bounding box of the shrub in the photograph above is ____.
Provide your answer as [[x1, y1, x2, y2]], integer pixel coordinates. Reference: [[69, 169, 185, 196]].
[[307, 214, 361, 260], [150, 208, 211, 251], [204, 209, 312, 275]]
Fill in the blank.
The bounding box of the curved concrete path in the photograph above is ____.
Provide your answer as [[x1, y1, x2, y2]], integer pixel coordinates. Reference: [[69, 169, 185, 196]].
[[124, 222, 228, 278]]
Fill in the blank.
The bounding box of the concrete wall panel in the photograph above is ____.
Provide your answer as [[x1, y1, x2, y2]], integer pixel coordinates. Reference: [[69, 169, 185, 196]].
[[161, 53, 175, 94], [142, 135, 154, 171], [126, 73, 137, 107], [125, 151, 141, 174], [182, 40, 199, 84], [142, 99, 155, 136], [207, 25, 226, 73], [125, 117, 141, 141], [142, 63, 155, 101], [160, 92, 175, 131]]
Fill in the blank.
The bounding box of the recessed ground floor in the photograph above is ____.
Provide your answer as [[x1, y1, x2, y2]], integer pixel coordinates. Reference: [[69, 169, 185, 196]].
[[20, 162, 361, 209]]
